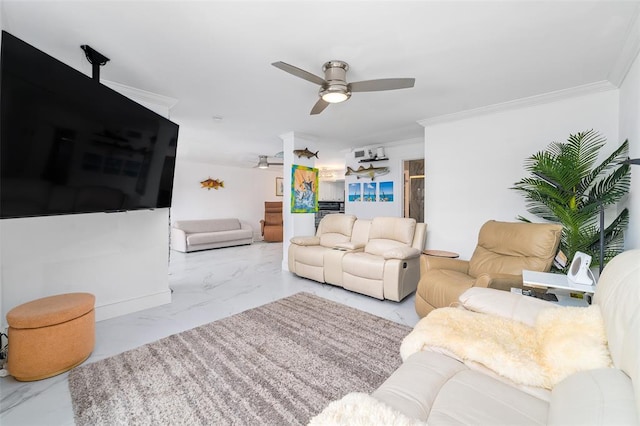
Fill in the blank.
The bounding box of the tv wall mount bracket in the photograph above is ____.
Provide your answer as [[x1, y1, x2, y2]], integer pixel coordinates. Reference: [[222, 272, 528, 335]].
[[80, 44, 110, 81]]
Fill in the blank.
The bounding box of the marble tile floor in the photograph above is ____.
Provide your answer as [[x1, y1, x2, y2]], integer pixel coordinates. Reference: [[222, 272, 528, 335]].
[[1, 242, 421, 425]]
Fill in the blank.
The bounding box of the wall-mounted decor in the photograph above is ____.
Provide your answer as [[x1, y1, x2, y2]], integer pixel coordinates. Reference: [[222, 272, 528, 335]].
[[345, 164, 390, 180], [291, 165, 318, 213], [293, 147, 319, 159], [200, 177, 224, 190], [363, 182, 377, 202], [275, 177, 284, 196], [379, 181, 394, 202], [348, 183, 361, 202]]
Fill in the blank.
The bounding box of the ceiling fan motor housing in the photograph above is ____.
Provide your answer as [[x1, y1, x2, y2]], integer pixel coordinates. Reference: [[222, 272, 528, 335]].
[[320, 60, 350, 101]]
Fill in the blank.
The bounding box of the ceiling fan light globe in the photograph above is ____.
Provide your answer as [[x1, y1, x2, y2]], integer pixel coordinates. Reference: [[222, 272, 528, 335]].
[[321, 91, 349, 103]]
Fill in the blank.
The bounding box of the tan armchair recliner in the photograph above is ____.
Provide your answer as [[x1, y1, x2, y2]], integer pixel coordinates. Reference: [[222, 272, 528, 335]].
[[415, 220, 562, 317], [260, 201, 283, 242]]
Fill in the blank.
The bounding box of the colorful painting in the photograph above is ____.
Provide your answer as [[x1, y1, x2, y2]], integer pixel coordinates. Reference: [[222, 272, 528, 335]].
[[348, 183, 361, 202], [291, 165, 318, 213], [363, 182, 377, 202], [378, 181, 394, 202]]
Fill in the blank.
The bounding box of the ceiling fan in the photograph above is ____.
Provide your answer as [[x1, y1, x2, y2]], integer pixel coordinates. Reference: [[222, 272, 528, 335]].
[[272, 60, 415, 115], [255, 155, 283, 169]]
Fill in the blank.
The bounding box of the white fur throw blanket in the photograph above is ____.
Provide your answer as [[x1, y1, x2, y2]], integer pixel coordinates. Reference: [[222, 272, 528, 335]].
[[308, 392, 426, 426], [401, 305, 612, 389]]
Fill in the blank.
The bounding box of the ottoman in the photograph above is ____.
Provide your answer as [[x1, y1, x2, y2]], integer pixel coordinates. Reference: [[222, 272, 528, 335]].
[[6, 292, 95, 381]]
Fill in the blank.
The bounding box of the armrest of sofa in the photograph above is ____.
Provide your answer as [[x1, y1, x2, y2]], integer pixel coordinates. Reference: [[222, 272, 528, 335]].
[[290, 236, 320, 246], [459, 287, 556, 327], [170, 227, 188, 252], [474, 272, 523, 291], [333, 242, 365, 252], [383, 246, 421, 260], [420, 256, 469, 275]]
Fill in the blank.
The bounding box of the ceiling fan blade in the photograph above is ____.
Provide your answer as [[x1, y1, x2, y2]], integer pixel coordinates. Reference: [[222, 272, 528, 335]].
[[272, 61, 326, 86], [349, 78, 415, 92], [310, 98, 330, 115]]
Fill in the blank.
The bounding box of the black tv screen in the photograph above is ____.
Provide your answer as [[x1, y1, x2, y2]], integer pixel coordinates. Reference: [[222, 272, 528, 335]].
[[1, 31, 179, 219]]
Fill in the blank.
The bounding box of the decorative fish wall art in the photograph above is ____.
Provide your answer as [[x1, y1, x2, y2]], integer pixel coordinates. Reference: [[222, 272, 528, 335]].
[[345, 164, 390, 180], [293, 148, 319, 159], [200, 177, 224, 190]]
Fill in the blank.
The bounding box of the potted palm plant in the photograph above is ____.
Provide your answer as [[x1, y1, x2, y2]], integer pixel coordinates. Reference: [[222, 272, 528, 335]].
[[512, 130, 630, 272]]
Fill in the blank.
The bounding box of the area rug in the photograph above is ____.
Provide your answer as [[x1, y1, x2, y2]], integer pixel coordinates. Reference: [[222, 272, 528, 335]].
[[68, 292, 411, 425]]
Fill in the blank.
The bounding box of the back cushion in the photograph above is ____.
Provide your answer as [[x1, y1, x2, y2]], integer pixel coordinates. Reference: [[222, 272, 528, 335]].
[[365, 217, 416, 256], [369, 217, 416, 245], [318, 214, 356, 247], [468, 220, 561, 277], [593, 249, 640, 417], [174, 219, 241, 233]]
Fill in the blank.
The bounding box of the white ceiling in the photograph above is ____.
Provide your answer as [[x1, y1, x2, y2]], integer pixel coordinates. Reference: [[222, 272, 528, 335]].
[[1, 1, 639, 169]]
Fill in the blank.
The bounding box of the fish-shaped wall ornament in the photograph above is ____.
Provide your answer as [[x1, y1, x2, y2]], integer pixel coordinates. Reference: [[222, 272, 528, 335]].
[[293, 148, 319, 159], [345, 164, 390, 180], [200, 177, 224, 190]]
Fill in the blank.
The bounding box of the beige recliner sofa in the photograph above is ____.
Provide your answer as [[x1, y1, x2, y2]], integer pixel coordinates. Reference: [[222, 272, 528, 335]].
[[289, 215, 427, 302], [415, 220, 562, 317], [312, 249, 640, 425]]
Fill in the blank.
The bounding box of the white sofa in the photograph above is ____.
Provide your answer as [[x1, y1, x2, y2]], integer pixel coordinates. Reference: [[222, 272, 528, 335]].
[[288, 214, 427, 302], [313, 249, 640, 425], [171, 218, 253, 252]]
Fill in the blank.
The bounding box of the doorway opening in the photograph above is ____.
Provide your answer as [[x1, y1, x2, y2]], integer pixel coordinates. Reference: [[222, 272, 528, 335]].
[[403, 159, 424, 223]]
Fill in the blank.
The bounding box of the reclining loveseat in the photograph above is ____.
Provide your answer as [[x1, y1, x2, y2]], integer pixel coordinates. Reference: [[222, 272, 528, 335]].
[[288, 214, 427, 302]]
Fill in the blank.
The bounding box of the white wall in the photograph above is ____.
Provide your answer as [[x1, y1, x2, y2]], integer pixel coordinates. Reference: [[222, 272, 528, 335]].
[[422, 89, 621, 259], [1, 210, 171, 324], [0, 50, 176, 324], [170, 159, 282, 240], [619, 51, 640, 250], [345, 139, 423, 219]]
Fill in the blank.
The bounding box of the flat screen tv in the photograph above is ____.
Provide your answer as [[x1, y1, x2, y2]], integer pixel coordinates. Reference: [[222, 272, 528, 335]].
[[1, 31, 179, 219]]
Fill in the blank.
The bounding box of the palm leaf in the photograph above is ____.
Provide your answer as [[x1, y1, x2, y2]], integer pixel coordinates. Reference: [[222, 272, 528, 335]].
[[513, 131, 631, 271]]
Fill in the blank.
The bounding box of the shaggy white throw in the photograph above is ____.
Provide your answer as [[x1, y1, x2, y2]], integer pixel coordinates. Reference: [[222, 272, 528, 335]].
[[308, 392, 426, 426], [401, 305, 612, 389]]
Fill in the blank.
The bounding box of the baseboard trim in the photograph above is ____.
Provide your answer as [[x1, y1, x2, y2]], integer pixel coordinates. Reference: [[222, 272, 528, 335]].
[[95, 290, 172, 322]]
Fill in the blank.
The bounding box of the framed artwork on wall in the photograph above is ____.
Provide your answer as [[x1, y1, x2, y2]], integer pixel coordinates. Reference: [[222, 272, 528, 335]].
[[348, 183, 361, 202], [291, 165, 318, 213], [379, 181, 393, 202], [275, 177, 283, 196], [363, 182, 377, 202]]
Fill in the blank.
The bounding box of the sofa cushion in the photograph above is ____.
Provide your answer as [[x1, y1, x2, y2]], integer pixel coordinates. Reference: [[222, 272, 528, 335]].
[[428, 369, 548, 425], [365, 239, 408, 257], [187, 229, 251, 245], [593, 249, 640, 411], [372, 351, 548, 424], [468, 221, 561, 277], [318, 214, 357, 248], [369, 217, 416, 246], [295, 245, 328, 268], [175, 218, 241, 233], [343, 252, 385, 280], [548, 368, 638, 425]]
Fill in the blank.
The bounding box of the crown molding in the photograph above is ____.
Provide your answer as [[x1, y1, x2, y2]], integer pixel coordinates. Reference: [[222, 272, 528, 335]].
[[608, 6, 640, 87], [101, 80, 178, 111], [418, 80, 617, 127]]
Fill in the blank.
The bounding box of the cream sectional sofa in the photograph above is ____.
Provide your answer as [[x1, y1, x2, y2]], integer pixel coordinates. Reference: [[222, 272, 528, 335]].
[[288, 214, 427, 301], [313, 249, 640, 425], [171, 218, 253, 252]]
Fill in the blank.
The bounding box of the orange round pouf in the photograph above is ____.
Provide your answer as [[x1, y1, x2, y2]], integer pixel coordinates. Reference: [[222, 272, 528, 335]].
[[6, 293, 95, 381]]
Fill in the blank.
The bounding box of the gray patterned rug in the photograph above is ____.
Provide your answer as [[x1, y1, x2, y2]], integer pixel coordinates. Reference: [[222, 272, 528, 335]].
[[68, 292, 411, 425]]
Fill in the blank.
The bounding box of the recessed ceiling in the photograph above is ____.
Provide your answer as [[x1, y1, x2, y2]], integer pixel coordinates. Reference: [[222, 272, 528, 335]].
[[1, 0, 638, 168]]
